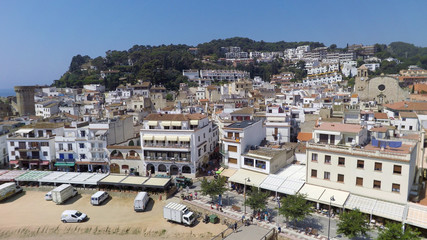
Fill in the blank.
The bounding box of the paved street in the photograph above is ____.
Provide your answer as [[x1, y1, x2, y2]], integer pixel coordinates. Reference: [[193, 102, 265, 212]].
[[188, 181, 378, 240]]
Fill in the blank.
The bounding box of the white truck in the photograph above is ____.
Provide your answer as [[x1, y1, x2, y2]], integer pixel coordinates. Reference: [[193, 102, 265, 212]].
[[51, 184, 78, 204], [0, 182, 23, 201], [134, 192, 150, 212], [163, 202, 195, 226]]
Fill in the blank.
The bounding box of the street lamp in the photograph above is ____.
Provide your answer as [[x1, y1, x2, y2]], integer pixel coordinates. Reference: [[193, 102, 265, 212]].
[[244, 177, 250, 215], [328, 195, 335, 240]]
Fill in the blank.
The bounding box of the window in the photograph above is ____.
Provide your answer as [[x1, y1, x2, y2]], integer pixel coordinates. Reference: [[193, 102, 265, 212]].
[[244, 158, 254, 167], [80, 154, 86, 159], [356, 177, 363, 186], [337, 174, 344, 183], [374, 162, 382, 171], [227, 132, 233, 138], [311, 169, 317, 178], [228, 145, 237, 152], [312, 153, 318, 162], [402, 118, 406, 121], [81, 131, 86, 137], [324, 172, 330, 180], [198, 149, 201, 157], [10, 142, 14, 147], [41, 142, 49, 146], [203, 145, 206, 152], [409, 126, 413, 130], [393, 165, 402, 174], [338, 157, 345, 166], [348, 137, 354, 143], [43, 151, 48, 156], [59, 144, 63, 150], [79, 143, 85, 149], [198, 136, 200, 142], [11, 151, 15, 156], [373, 180, 381, 189], [401, 125, 405, 129], [357, 160, 364, 169], [392, 183, 400, 193], [235, 132, 240, 139], [324, 155, 331, 164], [68, 144, 73, 150], [255, 160, 266, 169], [228, 157, 237, 164]]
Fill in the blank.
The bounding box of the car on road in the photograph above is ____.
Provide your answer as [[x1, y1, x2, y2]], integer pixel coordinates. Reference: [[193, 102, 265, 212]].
[[61, 210, 88, 223], [45, 191, 52, 201]]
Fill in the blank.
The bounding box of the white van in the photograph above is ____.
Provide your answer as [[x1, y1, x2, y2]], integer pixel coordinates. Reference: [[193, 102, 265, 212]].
[[61, 210, 87, 223], [90, 191, 109, 205], [134, 192, 150, 212]]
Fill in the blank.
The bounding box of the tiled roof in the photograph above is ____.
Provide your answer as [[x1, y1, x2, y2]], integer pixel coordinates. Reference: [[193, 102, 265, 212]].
[[384, 101, 427, 111], [315, 122, 363, 133], [231, 107, 254, 115], [374, 112, 388, 119], [369, 127, 388, 133], [297, 132, 313, 142], [400, 112, 418, 118]]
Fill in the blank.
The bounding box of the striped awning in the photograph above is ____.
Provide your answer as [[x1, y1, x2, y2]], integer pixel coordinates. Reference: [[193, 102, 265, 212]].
[[142, 135, 153, 140], [171, 121, 181, 126], [161, 121, 171, 126], [148, 121, 157, 126], [190, 120, 199, 125], [154, 135, 165, 141], [166, 136, 178, 141], [179, 136, 191, 142]]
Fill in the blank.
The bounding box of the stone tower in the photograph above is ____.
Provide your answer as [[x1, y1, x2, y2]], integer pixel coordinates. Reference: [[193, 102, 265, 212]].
[[14, 86, 36, 116]]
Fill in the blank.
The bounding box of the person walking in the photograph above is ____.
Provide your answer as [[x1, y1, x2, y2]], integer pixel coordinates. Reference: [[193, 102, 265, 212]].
[[241, 215, 245, 223], [234, 222, 237, 232]]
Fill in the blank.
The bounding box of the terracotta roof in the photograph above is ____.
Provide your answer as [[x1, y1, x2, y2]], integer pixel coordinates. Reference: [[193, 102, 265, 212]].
[[230, 107, 254, 115], [297, 132, 313, 142], [384, 101, 427, 111], [315, 122, 363, 133], [413, 83, 427, 93], [400, 112, 417, 118], [351, 93, 358, 98], [187, 113, 207, 120], [369, 127, 388, 133], [374, 112, 388, 119]]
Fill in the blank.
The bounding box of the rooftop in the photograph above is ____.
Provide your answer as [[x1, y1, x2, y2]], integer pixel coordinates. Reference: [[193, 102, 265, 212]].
[[226, 120, 258, 129], [374, 112, 388, 119], [144, 113, 207, 121], [230, 107, 254, 115], [400, 112, 418, 118], [315, 122, 363, 133], [384, 101, 427, 111]]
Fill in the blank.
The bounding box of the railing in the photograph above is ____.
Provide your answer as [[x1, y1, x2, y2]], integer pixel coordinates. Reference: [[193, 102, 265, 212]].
[[144, 156, 191, 162], [307, 141, 411, 161], [143, 143, 190, 148]]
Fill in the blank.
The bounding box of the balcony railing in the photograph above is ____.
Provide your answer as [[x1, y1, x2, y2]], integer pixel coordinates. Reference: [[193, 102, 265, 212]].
[[143, 143, 190, 148], [144, 156, 191, 162]]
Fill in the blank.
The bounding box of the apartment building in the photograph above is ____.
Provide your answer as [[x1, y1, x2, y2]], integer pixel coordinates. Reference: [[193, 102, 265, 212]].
[[108, 137, 143, 175], [306, 122, 417, 204], [303, 72, 343, 86], [35, 100, 59, 118], [141, 113, 218, 177], [222, 120, 265, 169], [199, 70, 250, 81], [7, 122, 64, 169], [265, 105, 291, 143]]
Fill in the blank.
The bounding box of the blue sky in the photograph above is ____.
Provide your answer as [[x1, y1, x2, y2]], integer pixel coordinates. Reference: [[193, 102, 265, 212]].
[[0, 0, 426, 86]]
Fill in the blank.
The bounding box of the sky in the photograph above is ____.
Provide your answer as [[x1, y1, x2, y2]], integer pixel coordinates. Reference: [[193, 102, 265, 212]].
[[0, 0, 426, 87]]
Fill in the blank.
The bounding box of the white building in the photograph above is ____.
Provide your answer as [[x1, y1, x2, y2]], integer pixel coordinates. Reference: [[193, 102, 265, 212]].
[[140, 113, 218, 177], [363, 63, 380, 72], [303, 72, 343, 86], [265, 105, 291, 143], [35, 101, 59, 118]]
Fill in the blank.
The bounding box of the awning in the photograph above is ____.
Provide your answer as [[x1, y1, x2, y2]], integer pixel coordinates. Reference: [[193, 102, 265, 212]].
[[220, 168, 237, 178], [298, 184, 326, 202], [179, 136, 191, 142], [371, 200, 406, 221], [142, 177, 171, 188], [148, 121, 157, 126], [121, 176, 149, 185], [406, 204, 427, 229], [171, 121, 181, 126], [40, 161, 50, 166], [142, 135, 154, 140], [277, 179, 305, 195], [9, 160, 19, 165], [15, 128, 34, 134], [190, 120, 199, 125], [55, 162, 75, 167], [99, 175, 127, 184], [166, 135, 178, 141], [344, 194, 377, 213], [259, 175, 286, 192], [318, 188, 350, 207], [95, 130, 107, 136], [161, 121, 171, 126], [228, 169, 268, 188], [154, 135, 165, 141]]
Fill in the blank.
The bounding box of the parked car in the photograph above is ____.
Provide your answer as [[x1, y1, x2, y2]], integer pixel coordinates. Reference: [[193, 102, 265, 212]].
[[45, 191, 52, 201], [61, 210, 87, 223]]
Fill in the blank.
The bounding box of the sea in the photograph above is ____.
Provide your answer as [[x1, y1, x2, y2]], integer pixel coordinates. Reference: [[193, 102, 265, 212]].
[[0, 88, 15, 97]]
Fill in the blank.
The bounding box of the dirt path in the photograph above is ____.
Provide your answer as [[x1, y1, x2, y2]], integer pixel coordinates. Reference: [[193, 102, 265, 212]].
[[0, 189, 224, 239]]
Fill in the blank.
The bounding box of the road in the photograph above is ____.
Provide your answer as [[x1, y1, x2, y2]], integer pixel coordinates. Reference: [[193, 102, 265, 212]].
[[190, 180, 379, 240]]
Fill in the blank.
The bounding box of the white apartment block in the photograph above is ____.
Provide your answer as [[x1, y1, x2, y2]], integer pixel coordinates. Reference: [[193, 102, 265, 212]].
[[307, 122, 417, 204], [265, 105, 291, 143], [392, 112, 420, 132], [363, 63, 380, 72], [7, 123, 64, 169], [140, 113, 218, 177], [35, 101, 59, 118], [200, 70, 250, 81], [307, 63, 339, 75], [303, 72, 343, 86], [222, 120, 265, 169], [341, 61, 358, 77]]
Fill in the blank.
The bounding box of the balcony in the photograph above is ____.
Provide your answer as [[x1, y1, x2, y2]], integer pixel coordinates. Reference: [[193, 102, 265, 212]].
[[143, 143, 190, 149], [144, 156, 191, 163], [222, 137, 241, 143]]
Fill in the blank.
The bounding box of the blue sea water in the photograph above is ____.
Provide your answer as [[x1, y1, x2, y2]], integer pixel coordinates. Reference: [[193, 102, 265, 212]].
[[0, 89, 15, 97]]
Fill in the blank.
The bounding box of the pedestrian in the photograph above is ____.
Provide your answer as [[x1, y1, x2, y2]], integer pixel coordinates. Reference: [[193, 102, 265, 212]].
[[234, 222, 237, 232], [278, 226, 281, 233], [195, 191, 198, 199], [241, 215, 245, 223]]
